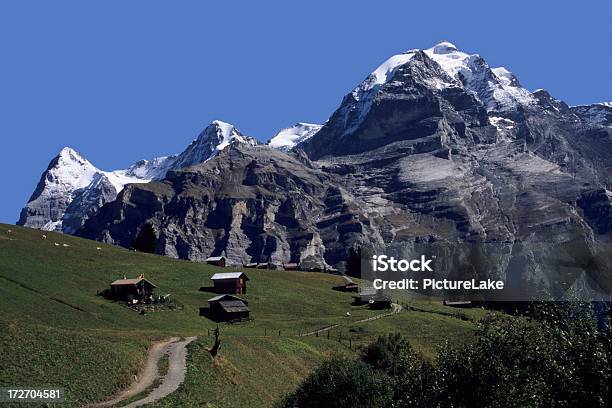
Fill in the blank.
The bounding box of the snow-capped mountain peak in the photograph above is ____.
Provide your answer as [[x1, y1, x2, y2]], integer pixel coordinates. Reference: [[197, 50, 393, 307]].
[[19, 120, 262, 232], [18, 146, 174, 232], [268, 122, 323, 151], [423, 42, 534, 111], [171, 120, 258, 169], [425, 40, 473, 76], [51, 147, 99, 190], [430, 40, 459, 53], [58, 146, 85, 162], [211, 120, 252, 151], [356, 41, 534, 114]]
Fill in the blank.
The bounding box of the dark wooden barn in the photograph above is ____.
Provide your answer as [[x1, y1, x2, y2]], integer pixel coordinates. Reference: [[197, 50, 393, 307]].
[[210, 272, 249, 294], [110, 275, 156, 301], [369, 296, 392, 310], [206, 256, 226, 267], [206, 294, 251, 322], [283, 263, 299, 270]]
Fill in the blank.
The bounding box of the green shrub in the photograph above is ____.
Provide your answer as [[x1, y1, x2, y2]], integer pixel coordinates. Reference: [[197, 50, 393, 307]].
[[434, 303, 610, 407], [283, 303, 611, 408], [280, 355, 393, 408]]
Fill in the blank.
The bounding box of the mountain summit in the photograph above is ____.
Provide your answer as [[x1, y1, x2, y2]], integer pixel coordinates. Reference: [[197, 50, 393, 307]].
[[171, 120, 258, 170], [18, 121, 255, 232], [18, 147, 174, 233]]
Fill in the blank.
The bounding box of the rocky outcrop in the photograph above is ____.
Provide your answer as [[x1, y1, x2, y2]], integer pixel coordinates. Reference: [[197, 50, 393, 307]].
[[571, 102, 612, 128], [78, 145, 384, 270]]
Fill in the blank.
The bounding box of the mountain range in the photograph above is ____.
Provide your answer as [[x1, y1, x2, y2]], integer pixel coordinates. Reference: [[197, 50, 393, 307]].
[[18, 41, 612, 295]]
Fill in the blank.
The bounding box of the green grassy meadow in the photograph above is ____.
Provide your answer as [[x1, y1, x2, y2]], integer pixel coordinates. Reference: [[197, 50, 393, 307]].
[[0, 224, 487, 407]]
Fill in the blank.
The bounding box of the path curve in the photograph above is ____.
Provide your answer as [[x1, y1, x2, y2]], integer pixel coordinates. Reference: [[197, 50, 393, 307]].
[[299, 303, 402, 337], [87, 336, 196, 408], [88, 337, 179, 407], [354, 302, 402, 323], [300, 324, 340, 337], [121, 336, 196, 407]]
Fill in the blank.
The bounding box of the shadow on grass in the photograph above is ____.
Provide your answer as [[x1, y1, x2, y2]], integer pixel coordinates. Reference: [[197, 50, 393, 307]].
[[199, 286, 218, 293]]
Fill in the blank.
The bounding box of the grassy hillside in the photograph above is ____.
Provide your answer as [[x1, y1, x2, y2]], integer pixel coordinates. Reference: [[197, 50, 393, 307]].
[[0, 224, 487, 407]]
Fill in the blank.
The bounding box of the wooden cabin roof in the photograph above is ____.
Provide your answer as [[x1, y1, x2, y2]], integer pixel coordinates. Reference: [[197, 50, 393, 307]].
[[359, 287, 377, 296], [210, 272, 249, 281], [111, 277, 156, 287], [207, 294, 250, 312], [206, 256, 226, 261], [218, 300, 250, 313], [207, 294, 248, 304]]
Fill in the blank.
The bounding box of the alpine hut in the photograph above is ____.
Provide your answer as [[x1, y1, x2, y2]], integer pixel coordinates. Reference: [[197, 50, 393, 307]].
[[110, 274, 156, 302], [206, 256, 226, 267], [206, 294, 251, 322], [210, 272, 249, 294]]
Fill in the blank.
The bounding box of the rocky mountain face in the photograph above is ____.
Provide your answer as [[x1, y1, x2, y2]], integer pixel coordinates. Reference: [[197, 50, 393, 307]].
[[571, 102, 612, 127], [78, 146, 366, 268], [18, 120, 256, 233], [24, 41, 612, 296]]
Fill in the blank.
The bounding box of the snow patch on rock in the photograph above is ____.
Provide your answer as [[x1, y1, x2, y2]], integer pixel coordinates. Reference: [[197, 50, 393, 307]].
[[268, 123, 323, 151]]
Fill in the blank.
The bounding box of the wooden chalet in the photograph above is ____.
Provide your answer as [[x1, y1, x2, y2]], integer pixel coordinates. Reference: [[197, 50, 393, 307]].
[[206, 256, 226, 267], [110, 275, 156, 301], [369, 295, 392, 310], [256, 262, 269, 269], [244, 262, 258, 268], [359, 286, 378, 300], [283, 263, 299, 270], [210, 272, 249, 294], [354, 287, 386, 305], [207, 294, 250, 322]]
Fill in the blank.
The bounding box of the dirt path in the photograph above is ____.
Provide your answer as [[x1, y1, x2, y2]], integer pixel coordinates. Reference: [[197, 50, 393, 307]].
[[299, 324, 340, 337], [121, 337, 196, 408], [353, 302, 402, 323], [299, 303, 402, 337], [87, 336, 196, 408]]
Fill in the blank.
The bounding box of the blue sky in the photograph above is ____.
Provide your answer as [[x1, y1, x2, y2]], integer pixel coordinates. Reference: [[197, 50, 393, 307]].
[[0, 0, 610, 224]]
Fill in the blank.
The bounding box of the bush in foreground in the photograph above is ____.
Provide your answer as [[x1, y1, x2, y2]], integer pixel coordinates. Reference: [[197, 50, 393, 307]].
[[281, 303, 610, 408], [279, 355, 393, 408]]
